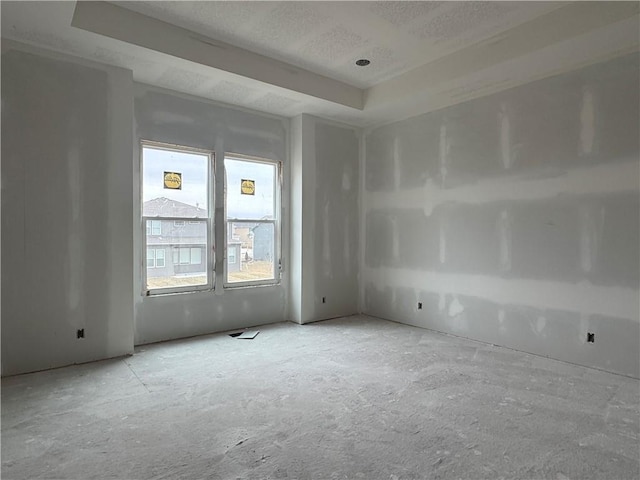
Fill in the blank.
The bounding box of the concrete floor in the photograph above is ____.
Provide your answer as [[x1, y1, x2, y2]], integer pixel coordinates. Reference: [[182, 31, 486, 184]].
[[2, 315, 639, 480]]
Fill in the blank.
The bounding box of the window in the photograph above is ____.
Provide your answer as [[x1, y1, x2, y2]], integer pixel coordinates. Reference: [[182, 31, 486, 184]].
[[190, 247, 202, 265], [172, 247, 203, 265], [224, 155, 280, 286], [146, 248, 166, 268], [155, 249, 165, 268], [146, 220, 161, 236], [147, 248, 155, 268], [142, 143, 213, 294]]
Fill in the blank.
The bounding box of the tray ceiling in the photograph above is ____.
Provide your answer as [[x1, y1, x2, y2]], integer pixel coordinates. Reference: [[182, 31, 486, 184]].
[[2, 1, 638, 127]]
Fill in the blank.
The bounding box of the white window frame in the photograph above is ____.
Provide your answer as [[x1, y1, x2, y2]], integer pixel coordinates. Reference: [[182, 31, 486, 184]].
[[146, 248, 166, 268], [147, 248, 156, 268], [147, 220, 161, 236], [223, 153, 282, 288], [155, 248, 166, 268], [190, 247, 202, 265], [141, 141, 215, 295]]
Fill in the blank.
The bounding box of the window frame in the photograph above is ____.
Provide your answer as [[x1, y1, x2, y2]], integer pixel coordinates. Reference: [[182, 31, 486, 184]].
[[141, 140, 215, 296], [223, 153, 282, 288], [146, 248, 166, 269], [155, 248, 166, 268], [146, 220, 161, 236]]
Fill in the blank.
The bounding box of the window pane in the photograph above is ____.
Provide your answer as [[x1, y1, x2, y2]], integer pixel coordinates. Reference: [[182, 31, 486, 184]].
[[156, 249, 165, 268], [151, 220, 161, 236], [225, 158, 275, 220], [190, 247, 201, 265], [142, 146, 209, 218], [227, 221, 274, 283], [146, 248, 155, 268], [145, 219, 208, 290]]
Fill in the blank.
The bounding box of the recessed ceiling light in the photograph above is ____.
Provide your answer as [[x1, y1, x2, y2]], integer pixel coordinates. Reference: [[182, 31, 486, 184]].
[[355, 59, 371, 67]]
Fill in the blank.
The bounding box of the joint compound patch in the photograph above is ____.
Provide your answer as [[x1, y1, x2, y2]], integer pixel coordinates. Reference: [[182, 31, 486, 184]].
[[448, 297, 465, 317]]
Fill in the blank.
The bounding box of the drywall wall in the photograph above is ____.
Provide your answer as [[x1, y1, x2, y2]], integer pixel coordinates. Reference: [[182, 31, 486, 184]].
[[290, 115, 360, 323], [314, 120, 360, 320], [1, 42, 134, 376], [289, 115, 313, 324], [363, 53, 640, 378], [133, 84, 289, 344]]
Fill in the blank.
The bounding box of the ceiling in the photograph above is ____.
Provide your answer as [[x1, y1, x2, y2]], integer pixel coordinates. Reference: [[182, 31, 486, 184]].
[[2, 1, 639, 127]]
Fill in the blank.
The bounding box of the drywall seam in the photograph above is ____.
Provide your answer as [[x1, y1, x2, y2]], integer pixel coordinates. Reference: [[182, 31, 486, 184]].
[[366, 161, 639, 215], [290, 115, 304, 323], [364, 267, 639, 321], [358, 129, 366, 313], [300, 114, 316, 323]]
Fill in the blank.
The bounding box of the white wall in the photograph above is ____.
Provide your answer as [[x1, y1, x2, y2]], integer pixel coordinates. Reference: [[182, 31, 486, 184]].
[[362, 53, 640, 378], [290, 115, 360, 324], [1, 42, 134, 376], [133, 84, 290, 344]]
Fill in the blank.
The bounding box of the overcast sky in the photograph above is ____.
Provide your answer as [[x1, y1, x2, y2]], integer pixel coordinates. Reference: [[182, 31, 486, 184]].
[[143, 147, 275, 219]]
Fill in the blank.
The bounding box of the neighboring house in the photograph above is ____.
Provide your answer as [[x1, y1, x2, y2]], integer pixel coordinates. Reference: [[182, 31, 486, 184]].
[[227, 222, 257, 264], [144, 197, 208, 278], [231, 225, 254, 249], [227, 241, 242, 273], [252, 222, 273, 262]]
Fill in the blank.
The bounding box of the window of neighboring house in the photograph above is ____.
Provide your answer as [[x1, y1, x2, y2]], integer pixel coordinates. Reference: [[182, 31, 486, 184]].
[[179, 248, 190, 265], [146, 220, 161, 236], [146, 248, 166, 268], [142, 142, 213, 294], [190, 247, 202, 264], [156, 249, 166, 268], [147, 248, 155, 268], [171, 247, 203, 265], [224, 154, 281, 286]]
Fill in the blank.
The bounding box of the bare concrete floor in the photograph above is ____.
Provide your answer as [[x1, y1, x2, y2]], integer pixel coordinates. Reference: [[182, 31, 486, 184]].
[[2, 315, 639, 480]]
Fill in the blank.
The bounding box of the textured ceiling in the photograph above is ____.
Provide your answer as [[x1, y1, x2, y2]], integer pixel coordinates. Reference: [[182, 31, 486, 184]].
[[113, 1, 563, 88], [1, 1, 639, 127]]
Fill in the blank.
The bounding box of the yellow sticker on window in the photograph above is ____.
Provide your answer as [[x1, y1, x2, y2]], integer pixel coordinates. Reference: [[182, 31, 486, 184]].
[[164, 172, 182, 190], [241, 179, 255, 195]]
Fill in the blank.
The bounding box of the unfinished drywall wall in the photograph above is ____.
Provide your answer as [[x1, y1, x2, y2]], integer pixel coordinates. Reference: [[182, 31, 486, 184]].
[[134, 84, 289, 344], [363, 53, 640, 378], [290, 115, 360, 323], [1, 42, 134, 376], [314, 120, 360, 319]]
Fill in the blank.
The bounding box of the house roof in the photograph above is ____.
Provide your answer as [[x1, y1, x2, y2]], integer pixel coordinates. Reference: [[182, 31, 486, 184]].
[[143, 197, 207, 218]]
